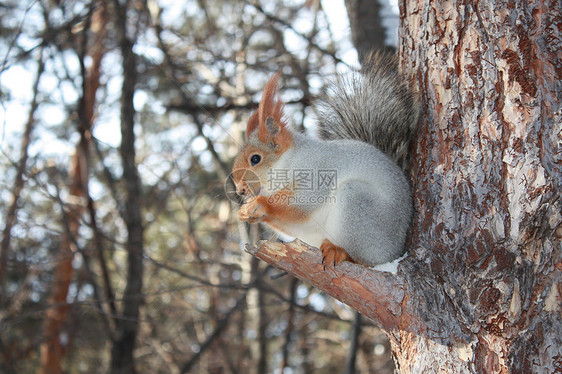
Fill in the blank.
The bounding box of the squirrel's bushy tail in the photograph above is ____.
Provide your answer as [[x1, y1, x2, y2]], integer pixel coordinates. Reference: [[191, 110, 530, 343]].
[[316, 52, 419, 169]]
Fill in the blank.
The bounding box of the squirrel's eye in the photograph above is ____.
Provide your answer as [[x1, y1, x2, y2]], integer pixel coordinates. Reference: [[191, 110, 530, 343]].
[[250, 154, 261, 166]]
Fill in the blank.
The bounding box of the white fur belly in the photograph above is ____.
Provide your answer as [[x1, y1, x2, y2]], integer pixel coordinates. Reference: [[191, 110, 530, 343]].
[[267, 205, 331, 248]]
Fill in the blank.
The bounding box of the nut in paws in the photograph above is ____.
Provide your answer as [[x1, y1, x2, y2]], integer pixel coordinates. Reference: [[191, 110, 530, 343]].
[[238, 198, 266, 223]]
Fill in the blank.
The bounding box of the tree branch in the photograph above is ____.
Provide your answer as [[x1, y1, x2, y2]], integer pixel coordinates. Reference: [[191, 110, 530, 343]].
[[246, 240, 409, 331], [344, 311, 362, 374], [0, 46, 45, 294], [246, 1, 351, 68]]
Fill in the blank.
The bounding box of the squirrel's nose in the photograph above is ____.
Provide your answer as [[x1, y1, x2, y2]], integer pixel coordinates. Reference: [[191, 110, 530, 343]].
[[236, 187, 246, 196]]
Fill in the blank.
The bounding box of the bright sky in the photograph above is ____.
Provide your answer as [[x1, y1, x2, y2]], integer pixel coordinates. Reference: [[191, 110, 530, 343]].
[[0, 0, 399, 161]]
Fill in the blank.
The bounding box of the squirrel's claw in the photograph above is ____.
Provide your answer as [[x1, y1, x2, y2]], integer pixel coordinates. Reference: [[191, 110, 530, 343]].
[[320, 239, 353, 268]]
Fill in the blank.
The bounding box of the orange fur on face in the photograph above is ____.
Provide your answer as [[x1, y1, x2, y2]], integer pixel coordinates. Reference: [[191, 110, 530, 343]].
[[232, 143, 269, 197], [231, 166, 261, 197], [232, 144, 266, 174]]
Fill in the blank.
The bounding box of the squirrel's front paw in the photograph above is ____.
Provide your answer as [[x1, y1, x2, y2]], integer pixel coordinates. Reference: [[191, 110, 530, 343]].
[[238, 198, 266, 223], [320, 239, 353, 268]]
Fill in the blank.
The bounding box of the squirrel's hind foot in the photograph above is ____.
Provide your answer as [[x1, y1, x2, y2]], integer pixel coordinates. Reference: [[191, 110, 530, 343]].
[[320, 239, 354, 268]]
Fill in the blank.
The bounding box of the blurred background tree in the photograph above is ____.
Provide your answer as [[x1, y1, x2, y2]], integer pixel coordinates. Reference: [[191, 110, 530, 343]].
[[0, 0, 398, 372]]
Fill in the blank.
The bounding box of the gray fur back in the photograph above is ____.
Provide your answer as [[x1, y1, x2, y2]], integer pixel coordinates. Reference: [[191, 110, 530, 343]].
[[316, 53, 419, 169]]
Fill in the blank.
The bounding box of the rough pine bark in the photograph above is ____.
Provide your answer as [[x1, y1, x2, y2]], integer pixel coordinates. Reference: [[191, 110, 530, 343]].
[[398, 0, 561, 372], [249, 0, 561, 372]]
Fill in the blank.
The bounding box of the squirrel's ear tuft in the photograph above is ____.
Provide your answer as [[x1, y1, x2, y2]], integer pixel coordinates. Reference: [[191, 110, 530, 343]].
[[257, 72, 287, 144], [259, 72, 283, 124], [246, 111, 259, 140]]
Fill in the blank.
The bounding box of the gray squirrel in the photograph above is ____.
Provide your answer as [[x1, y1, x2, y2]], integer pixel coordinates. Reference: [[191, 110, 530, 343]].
[[232, 53, 419, 266]]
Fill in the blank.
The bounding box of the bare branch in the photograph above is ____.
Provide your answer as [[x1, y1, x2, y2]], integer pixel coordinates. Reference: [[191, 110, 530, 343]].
[[178, 267, 269, 374], [246, 1, 351, 68], [246, 240, 408, 331], [0, 46, 45, 296]]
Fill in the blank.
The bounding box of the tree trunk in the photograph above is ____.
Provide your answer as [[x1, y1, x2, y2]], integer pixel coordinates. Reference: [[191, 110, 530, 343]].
[[249, 0, 561, 372], [344, 0, 393, 62], [40, 4, 108, 372], [397, 0, 561, 371], [110, 1, 144, 372]]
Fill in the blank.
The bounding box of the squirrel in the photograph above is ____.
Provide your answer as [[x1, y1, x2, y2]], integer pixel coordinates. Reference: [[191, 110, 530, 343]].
[[232, 53, 419, 267]]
